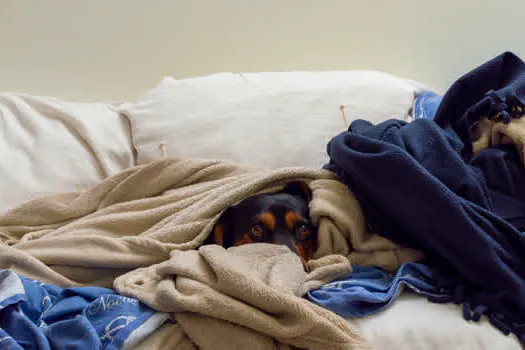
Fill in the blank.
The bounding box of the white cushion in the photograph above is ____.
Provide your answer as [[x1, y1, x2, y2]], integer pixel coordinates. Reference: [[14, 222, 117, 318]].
[[352, 294, 521, 350], [0, 93, 135, 213], [117, 71, 418, 168]]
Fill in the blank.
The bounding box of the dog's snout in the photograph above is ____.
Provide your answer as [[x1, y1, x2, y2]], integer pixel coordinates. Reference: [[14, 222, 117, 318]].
[[273, 231, 310, 272]]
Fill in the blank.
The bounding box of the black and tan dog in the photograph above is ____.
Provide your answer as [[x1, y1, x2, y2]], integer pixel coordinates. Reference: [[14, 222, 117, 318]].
[[204, 182, 317, 271]]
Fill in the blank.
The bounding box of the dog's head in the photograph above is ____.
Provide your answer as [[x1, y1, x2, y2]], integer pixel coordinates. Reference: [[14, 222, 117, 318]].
[[206, 181, 317, 270]]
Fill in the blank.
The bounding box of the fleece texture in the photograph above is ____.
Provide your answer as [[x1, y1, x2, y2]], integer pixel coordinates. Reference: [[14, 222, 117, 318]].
[[0, 157, 421, 348], [325, 51, 525, 344], [116, 244, 369, 350]]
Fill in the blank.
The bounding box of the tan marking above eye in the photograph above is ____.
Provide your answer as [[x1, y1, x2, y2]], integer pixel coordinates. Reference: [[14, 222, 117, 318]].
[[285, 211, 302, 230], [257, 212, 276, 231]]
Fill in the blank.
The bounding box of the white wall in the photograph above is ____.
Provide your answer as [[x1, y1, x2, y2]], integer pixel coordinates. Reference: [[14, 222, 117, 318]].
[[1, 0, 525, 101]]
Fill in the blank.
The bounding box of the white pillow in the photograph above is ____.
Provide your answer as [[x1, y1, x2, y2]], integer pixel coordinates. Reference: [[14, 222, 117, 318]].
[[353, 294, 521, 350], [0, 93, 135, 213], [117, 71, 418, 168]]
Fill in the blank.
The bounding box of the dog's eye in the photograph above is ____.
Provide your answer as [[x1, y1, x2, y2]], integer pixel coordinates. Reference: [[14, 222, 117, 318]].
[[251, 224, 264, 238], [298, 225, 309, 236]]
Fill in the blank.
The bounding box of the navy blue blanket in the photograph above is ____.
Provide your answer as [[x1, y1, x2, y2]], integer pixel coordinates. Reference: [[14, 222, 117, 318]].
[[325, 52, 525, 342], [435, 52, 525, 152]]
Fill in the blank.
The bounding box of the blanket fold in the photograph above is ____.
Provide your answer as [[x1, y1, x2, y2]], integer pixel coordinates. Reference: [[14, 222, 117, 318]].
[[0, 157, 419, 287], [325, 52, 525, 343], [0, 157, 420, 348], [115, 244, 367, 350]]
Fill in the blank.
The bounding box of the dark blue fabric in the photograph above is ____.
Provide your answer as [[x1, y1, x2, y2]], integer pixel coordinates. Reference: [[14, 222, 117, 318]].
[[0, 269, 168, 349], [307, 263, 451, 317], [324, 52, 525, 344], [435, 52, 525, 156], [413, 91, 442, 120]]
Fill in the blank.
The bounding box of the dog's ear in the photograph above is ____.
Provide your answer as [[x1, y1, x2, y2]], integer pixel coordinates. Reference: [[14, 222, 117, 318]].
[[282, 181, 312, 202], [205, 206, 235, 247]]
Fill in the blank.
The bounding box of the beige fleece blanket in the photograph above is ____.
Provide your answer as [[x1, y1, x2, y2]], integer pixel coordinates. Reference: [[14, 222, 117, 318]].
[[0, 157, 420, 287], [0, 157, 421, 349], [119, 243, 368, 350]]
